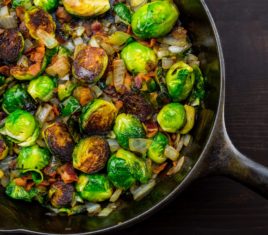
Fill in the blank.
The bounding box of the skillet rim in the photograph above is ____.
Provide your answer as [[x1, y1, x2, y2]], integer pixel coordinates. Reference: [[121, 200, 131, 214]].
[[1, 0, 225, 234]]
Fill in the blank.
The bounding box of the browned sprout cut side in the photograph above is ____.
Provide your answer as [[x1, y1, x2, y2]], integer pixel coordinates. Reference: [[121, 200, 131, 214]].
[[73, 136, 109, 174], [43, 122, 75, 162], [73, 46, 108, 84]]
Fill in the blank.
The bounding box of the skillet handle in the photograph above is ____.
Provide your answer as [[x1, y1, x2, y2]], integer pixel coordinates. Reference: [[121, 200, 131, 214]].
[[203, 115, 268, 198]]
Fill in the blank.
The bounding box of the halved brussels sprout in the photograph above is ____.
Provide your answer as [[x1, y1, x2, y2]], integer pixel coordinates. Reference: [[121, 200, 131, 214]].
[[121, 42, 157, 74], [58, 81, 76, 101], [180, 105, 195, 134], [113, 113, 146, 149], [10, 44, 48, 80], [5, 181, 37, 202], [25, 7, 58, 48], [147, 132, 168, 164], [33, 0, 59, 12], [0, 139, 8, 160], [2, 84, 36, 114], [107, 149, 151, 189], [49, 181, 74, 208], [131, 1, 179, 39], [27, 75, 56, 102], [0, 30, 24, 64], [17, 145, 51, 170], [157, 103, 186, 133], [62, 0, 110, 17], [43, 122, 75, 162], [114, 3, 132, 25], [121, 92, 153, 121], [76, 174, 113, 202], [73, 136, 109, 174], [12, 0, 32, 9], [80, 99, 117, 135], [73, 46, 108, 84], [166, 61, 195, 101], [60, 96, 80, 117], [1, 110, 40, 146]]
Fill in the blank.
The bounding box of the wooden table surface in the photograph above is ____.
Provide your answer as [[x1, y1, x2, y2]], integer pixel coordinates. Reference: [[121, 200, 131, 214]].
[[110, 0, 268, 234]]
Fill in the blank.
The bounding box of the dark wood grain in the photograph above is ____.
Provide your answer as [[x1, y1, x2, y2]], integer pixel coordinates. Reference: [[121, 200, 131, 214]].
[[109, 0, 268, 234]]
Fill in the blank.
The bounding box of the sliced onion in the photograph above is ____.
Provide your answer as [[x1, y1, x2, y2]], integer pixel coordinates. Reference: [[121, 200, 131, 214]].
[[64, 41, 75, 52], [164, 145, 179, 161], [159, 36, 188, 47], [98, 203, 118, 217], [35, 104, 53, 124], [107, 139, 120, 153], [185, 54, 200, 67], [91, 85, 103, 98], [113, 59, 126, 92], [175, 134, 184, 152], [59, 74, 70, 81], [75, 26, 85, 37], [168, 46, 186, 54], [0, 16, 17, 29], [17, 55, 29, 67], [129, 138, 153, 156], [162, 57, 174, 69], [46, 56, 70, 78], [73, 37, 84, 46], [167, 156, 185, 176], [24, 39, 34, 51], [86, 203, 102, 215], [132, 179, 156, 201], [89, 37, 100, 48], [156, 47, 170, 59], [110, 189, 122, 202], [183, 134, 192, 147], [0, 6, 9, 17], [36, 29, 58, 49]]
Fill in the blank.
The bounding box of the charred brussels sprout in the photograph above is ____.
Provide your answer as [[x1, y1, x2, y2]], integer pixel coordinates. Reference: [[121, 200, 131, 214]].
[[157, 103, 186, 133], [0, 30, 24, 64], [43, 122, 75, 162], [5, 181, 37, 202], [131, 1, 179, 39], [73, 136, 109, 174], [10, 44, 48, 80], [166, 62, 195, 101], [114, 3, 132, 25], [80, 99, 117, 135], [73, 46, 108, 84], [114, 113, 146, 149], [17, 145, 50, 170], [12, 0, 32, 9], [49, 181, 74, 208], [121, 42, 157, 74], [121, 92, 153, 121], [76, 174, 113, 202], [25, 7, 58, 48], [27, 75, 56, 102], [2, 84, 36, 114], [1, 110, 40, 146], [33, 0, 59, 12], [107, 149, 151, 189], [62, 0, 110, 17], [147, 132, 168, 164], [0, 139, 8, 160]]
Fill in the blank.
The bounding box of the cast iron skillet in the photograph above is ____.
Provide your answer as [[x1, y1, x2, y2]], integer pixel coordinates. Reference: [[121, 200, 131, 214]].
[[1, 0, 268, 234]]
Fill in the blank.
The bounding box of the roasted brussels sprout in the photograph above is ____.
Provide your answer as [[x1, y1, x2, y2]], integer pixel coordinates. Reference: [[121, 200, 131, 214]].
[[12, 0, 32, 9], [0, 30, 24, 64], [113, 113, 146, 149], [80, 99, 117, 135], [121, 92, 153, 121], [17, 145, 51, 170], [58, 81, 76, 101], [0, 139, 8, 160], [43, 122, 75, 162], [73, 46, 108, 84], [49, 181, 74, 208], [107, 149, 151, 189], [5, 181, 37, 202], [166, 62, 195, 101], [27, 75, 56, 102], [73, 136, 109, 174], [131, 1, 179, 39], [76, 174, 113, 202], [25, 7, 58, 48], [1, 110, 40, 146], [2, 84, 36, 114], [180, 105, 195, 134], [62, 0, 110, 17], [157, 103, 186, 133], [121, 42, 157, 74], [33, 0, 59, 12], [10, 44, 48, 80], [114, 3, 132, 25], [147, 132, 168, 164], [60, 96, 80, 117]]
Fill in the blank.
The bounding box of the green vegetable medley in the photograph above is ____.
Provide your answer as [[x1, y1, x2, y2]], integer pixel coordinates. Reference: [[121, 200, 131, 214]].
[[0, 0, 206, 216]]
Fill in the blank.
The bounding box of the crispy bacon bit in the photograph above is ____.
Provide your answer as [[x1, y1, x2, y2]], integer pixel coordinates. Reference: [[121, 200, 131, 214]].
[[144, 121, 158, 138], [3, 0, 11, 6], [83, 22, 92, 37], [16, 6, 25, 22], [91, 21, 102, 34], [0, 65, 10, 76], [57, 163, 78, 184], [25, 181, 35, 191], [153, 162, 168, 174], [52, 104, 60, 116], [43, 165, 57, 178], [14, 177, 27, 187], [19, 22, 30, 39], [39, 180, 50, 187], [56, 7, 72, 23], [73, 86, 93, 106]]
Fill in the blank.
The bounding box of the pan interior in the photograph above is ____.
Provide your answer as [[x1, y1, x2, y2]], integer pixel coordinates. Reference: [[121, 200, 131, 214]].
[[0, 0, 221, 233]]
